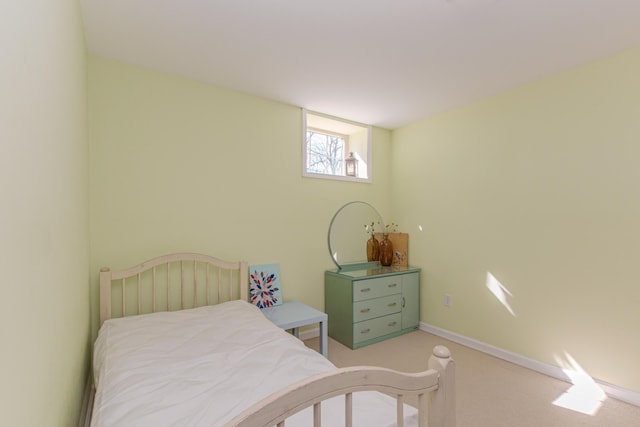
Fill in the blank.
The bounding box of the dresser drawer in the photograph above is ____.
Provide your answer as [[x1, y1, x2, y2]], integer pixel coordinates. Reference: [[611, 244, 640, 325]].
[[353, 313, 402, 344], [353, 295, 402, 322], [353, 276, 401, 301]]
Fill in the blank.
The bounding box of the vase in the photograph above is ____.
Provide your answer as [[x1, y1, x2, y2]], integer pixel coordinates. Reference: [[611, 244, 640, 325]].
[[379, 234, 394, 266], [366, 236, 380, 262]]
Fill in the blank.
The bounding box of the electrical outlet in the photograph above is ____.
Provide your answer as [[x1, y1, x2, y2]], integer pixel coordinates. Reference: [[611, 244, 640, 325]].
[[444, 293, 452, 307]]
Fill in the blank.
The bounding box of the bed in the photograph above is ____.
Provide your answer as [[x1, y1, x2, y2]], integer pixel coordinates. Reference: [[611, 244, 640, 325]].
[[91, 252, 455, 427]]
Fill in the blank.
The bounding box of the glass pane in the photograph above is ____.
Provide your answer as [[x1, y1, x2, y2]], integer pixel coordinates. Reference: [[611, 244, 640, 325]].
[[306, 131, 345, 175]]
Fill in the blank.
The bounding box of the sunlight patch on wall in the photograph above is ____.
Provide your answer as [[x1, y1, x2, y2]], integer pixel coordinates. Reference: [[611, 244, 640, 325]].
[[552, 352, 606, 416], [485, 272, 516, 316]]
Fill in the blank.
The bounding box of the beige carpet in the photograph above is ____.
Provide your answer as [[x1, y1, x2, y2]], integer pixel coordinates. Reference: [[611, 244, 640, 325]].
[[304, 330, 640, 427]]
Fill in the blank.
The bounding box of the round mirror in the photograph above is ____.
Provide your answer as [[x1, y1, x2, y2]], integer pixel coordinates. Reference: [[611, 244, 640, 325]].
[[328, 201, 383, 269]]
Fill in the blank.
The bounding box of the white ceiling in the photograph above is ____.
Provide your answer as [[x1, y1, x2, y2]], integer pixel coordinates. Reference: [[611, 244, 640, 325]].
[[81, 0, 640, 129]]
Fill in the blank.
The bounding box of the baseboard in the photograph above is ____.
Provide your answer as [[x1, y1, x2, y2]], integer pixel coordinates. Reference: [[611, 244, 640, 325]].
[[299, 326, 319, 341], [78, 373, 95, 427], [420, 322, 640, 407]]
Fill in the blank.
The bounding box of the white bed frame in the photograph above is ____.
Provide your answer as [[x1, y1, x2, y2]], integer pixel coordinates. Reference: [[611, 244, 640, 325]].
[[99, 252, 249, 326], [98, 252, 456, 427]]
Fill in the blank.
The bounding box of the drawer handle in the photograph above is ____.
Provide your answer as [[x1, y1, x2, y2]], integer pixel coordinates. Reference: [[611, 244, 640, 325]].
[[360, 328, 371, 334], [388, 283, 398, 288], [360, 308, 371, 313], [387, 302, 397, 307], [388, 321, 397, 327], [360, 287, 371, 292]]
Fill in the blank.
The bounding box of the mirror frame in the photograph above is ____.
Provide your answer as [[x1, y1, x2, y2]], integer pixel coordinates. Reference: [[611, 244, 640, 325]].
[[327, 201, 383, 269]]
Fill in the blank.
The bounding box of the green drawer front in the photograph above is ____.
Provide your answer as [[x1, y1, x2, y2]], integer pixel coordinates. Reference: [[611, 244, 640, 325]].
[[353, 313, 402, 344], [353, 276, 402, 301], [353, 295, 403, 322]]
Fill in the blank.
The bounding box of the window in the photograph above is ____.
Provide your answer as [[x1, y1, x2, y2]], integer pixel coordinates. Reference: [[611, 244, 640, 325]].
[[306, 128, 346, 176], [302, 109, 371, 182]]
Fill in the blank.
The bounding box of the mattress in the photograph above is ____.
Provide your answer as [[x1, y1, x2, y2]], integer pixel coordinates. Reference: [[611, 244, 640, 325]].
[[91, 300, 417, 427]]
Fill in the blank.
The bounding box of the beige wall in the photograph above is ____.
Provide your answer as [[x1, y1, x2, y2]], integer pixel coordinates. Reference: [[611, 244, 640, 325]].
[[391, 46, 640, 392], [0, 1, 89, 426], [88, 55, 392, 337]]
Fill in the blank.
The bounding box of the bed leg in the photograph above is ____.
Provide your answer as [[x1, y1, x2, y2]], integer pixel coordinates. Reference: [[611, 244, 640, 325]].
[[428, 345, 456, 427]]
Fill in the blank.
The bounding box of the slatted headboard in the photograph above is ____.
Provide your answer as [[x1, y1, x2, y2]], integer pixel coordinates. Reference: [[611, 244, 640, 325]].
[[99, 252, 248, 326]]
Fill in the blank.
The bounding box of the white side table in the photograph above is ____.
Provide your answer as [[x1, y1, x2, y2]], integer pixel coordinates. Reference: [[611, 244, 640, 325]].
[[261, 301, 328, 357]]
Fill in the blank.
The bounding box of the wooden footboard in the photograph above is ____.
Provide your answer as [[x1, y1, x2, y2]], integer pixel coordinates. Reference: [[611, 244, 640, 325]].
[[226, 345, 455, 427]]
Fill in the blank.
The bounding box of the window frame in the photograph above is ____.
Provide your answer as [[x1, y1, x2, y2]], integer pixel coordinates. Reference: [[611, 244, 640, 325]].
[[302, 109, 372, 183]]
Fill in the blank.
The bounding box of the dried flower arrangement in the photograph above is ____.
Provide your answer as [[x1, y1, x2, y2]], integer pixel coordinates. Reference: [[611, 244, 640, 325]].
[[382, 222, 398, 234]]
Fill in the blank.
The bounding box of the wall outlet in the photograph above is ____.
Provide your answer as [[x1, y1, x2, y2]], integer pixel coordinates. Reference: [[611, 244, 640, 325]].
[[444, 293, 452, 307]]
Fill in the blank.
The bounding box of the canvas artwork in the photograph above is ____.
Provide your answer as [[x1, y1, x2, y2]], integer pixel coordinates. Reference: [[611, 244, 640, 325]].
[[249, 264, 283, 308]]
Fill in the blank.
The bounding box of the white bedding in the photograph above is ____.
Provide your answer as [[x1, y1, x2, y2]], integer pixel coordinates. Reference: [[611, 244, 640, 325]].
[[91, 300, 417, 427]]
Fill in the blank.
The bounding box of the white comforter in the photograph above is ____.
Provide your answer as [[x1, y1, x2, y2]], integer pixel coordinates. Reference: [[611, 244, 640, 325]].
[[91, 300, 417, 427]]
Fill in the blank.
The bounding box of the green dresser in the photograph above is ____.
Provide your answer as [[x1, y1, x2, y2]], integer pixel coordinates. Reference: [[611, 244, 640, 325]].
[[324, 264, 420, 349]]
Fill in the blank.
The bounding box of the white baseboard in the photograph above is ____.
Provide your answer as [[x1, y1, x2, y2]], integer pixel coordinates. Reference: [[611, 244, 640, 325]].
[[78, 373, 95, 427], [299, 327, 319, 341], [420, 322, 640, 407]]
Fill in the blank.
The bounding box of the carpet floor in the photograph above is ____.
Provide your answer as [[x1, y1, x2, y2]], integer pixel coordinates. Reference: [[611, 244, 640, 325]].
[[304, 330, 640, 427]]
